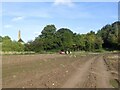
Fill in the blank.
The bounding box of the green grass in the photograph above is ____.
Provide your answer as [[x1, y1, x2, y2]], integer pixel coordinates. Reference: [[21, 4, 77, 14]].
[[110, 79, 118, 88]]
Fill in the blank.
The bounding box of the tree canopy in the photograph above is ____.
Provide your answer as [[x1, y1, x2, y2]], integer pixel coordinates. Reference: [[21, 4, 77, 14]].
[[97, 21, 119, 50], [1, 36, 24, 52], [1, 21, 119, 52]]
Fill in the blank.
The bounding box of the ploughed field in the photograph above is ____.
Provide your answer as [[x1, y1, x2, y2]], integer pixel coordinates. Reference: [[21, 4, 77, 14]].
[[2, 53, 119, 88]]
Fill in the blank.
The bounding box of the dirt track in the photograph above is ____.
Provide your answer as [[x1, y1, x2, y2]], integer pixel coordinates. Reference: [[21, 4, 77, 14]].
[[62, 55, 112, 88], [2, 54, 116, 88]]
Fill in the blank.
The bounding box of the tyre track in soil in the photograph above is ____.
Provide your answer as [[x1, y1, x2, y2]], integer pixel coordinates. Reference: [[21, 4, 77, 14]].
[[95, 56, 112, 88], [81, 56, 112, 88], [62, 55, 97, 88], [62, 55, 112, 88]]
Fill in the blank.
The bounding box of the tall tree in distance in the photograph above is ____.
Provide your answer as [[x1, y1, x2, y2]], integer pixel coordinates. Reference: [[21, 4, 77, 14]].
[[97, 21, 120, 50], [41, 24, 56, 38], [56, 28, 74, 51], [37, 24, 57, 51], [73, 34, 86, 51]]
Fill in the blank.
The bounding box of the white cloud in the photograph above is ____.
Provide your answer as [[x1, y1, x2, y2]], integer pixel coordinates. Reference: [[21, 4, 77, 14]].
[[34, 31, 41, 36], [4, 9, 52, 19], [4, 25, 13, 28], [53, 0, 74, 7], [12, 16, 25, 21]]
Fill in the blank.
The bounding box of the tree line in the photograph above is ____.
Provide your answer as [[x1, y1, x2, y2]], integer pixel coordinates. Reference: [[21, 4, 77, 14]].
[[0, 36, 24, 52], [1, 21, 119, 52]]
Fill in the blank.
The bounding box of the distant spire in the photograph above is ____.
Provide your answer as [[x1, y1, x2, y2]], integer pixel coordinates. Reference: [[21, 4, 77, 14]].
[[18, 30, 24, 44], [18, 30, 21, 41]]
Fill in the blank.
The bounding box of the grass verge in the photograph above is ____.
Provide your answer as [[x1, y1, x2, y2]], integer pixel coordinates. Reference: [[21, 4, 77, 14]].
[[110, 79, 118, 88]]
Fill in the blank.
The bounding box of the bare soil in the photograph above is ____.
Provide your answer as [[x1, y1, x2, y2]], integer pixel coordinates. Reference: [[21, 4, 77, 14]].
[[103, 53, 119, 88], [2, 53, 118, 88]]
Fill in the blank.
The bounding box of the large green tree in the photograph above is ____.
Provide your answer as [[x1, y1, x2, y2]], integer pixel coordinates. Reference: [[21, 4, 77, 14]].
[[56, 28, 74, 51], [32, 25, 58, 51], [73, 34, 86, 51], [97, 21, 119, 50], [41, 24, 56, 37], [85, 31, 103, 51]]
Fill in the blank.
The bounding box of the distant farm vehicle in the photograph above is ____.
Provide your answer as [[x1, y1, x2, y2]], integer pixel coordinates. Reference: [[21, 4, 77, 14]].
[[59, 50, 71, 54], [59, 51, 65, 54]]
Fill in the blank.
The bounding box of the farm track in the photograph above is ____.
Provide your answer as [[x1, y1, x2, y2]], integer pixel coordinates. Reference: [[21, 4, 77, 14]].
[[62, 56, 97, 88], [2, 54, 114, 88], [62, 55, 112, 88]]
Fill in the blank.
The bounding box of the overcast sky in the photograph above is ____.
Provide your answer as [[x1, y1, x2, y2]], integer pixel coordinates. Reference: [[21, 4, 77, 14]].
[[1, 1, 118, 42]]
